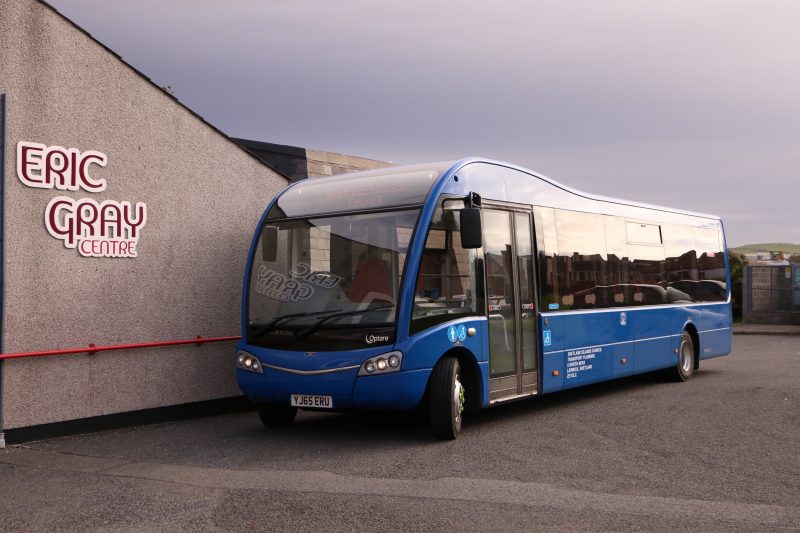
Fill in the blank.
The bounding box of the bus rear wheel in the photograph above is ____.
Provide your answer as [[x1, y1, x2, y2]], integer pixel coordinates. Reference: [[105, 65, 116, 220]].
[[670, 331, 695, 382], [258, 404, 297, 428], [429, 357, 464, 440]]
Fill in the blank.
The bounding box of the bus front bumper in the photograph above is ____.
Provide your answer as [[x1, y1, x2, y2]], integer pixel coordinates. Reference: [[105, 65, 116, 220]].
[[237, 365, 431, 411]]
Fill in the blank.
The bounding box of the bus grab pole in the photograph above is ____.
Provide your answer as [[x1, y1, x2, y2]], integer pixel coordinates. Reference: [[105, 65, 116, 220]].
[[0, 94, 7, 448]]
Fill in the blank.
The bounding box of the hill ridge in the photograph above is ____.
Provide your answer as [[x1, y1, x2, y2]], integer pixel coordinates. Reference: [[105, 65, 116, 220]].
[[731, 243, 800, 254]]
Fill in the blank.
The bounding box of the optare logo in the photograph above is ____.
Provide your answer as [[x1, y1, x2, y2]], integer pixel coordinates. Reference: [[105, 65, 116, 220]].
[[365, 334, 389, 345]]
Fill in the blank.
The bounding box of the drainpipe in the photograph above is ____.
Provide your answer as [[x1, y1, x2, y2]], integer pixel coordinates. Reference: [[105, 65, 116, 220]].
[[0, 93, 6, 448]]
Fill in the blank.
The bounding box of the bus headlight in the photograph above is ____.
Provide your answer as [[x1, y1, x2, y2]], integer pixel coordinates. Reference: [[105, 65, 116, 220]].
[[359, 351, 403, 376], [236, 350, 264, 374]]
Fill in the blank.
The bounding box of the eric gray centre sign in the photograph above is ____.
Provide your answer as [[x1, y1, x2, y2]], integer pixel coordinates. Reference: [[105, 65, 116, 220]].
[[16, 141, 148, 258]]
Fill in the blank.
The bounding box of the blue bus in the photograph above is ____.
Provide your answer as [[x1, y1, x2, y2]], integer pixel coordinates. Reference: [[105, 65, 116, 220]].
[[236, 159, 732, 439]]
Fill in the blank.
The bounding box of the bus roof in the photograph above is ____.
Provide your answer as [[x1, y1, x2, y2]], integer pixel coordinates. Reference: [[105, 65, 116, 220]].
[[267, 157, 721, 222], [449, 157, 721, 221], [265, 161, 454, 219]]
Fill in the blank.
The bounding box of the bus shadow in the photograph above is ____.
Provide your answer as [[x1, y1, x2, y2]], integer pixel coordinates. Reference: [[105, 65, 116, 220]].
[[466, 369, 719, 427], [236, 370, 719, 446], [240, 409, 433, 447]]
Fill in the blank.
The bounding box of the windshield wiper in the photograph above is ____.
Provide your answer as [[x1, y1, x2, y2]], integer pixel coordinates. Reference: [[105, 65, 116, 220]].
[[248, 309, 343, 340], [295, 304, 394, 340]]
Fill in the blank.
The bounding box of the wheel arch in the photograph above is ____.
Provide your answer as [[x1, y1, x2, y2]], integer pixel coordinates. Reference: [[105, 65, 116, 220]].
[[426, 347, 483, 411]]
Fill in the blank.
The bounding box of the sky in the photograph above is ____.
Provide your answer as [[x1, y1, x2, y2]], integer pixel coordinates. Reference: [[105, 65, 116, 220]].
[[48, 0, 800, 247]]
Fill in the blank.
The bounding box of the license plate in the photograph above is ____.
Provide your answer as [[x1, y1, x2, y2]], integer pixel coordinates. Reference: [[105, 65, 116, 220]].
[[290, 394, 333, 409]]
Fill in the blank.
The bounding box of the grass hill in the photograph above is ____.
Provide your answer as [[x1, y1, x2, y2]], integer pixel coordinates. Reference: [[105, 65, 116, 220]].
[[731, 243, 800, 255]]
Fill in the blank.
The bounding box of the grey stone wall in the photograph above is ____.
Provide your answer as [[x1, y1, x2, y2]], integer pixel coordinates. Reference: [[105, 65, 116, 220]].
[[306, 148, 391, 178], [233, 138, 392, 182], [0, 0, 288, 428]]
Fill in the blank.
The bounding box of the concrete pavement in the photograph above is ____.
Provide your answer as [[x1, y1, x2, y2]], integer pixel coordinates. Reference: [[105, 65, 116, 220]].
[[734, 323, 800, 335]]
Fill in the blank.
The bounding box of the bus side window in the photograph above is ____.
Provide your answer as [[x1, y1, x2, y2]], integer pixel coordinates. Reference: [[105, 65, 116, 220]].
[[604, 216, 629, 306], [411, 205, 483, 334], [553, 210, 607, 310], [662, 223, 726, 302], [533, 207, 559, 309]]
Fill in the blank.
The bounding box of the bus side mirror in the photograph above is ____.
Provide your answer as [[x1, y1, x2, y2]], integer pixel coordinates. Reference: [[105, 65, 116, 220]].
[[460, 208, 482, 249], [261, 226, 278, 262]]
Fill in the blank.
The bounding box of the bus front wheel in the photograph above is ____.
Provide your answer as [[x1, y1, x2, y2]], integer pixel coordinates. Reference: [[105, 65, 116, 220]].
[[258, 404, 297, 428], [429, 357, 464, 440], [670, 331, 695, 382]]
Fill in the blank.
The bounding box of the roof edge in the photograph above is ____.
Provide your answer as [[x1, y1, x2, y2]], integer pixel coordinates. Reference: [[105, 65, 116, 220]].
[[444, 157, 721, 221]]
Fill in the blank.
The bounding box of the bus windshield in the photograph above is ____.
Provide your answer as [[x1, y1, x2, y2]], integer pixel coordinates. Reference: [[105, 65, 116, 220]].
[[247, 208, 419, 350]]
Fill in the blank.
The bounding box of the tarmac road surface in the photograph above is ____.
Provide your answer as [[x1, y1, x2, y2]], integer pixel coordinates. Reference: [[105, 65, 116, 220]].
[[1, 335, 798, 531]]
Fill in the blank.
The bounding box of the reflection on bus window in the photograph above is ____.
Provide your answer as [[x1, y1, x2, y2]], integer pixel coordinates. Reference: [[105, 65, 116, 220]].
[[248, 209, 419, 349], [533, 208, 727, 310], [411, 203, 483, 334]]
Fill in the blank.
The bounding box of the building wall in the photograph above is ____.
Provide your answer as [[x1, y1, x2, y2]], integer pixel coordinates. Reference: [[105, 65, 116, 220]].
[[306, 148, 391, 178], [233, 138, 392, 182], [0, 0, 288, 428], [232, 138, 309, 182]]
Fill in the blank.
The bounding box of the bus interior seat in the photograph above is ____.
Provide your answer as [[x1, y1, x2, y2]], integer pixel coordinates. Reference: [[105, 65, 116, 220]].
[[346, 257, 392, 304]]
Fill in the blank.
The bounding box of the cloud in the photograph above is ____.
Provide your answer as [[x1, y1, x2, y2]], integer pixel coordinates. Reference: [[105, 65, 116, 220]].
[[47, 0, 800, 246]]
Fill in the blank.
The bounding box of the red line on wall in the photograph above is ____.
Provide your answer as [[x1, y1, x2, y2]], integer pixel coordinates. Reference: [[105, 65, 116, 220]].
[[0, 335, 241, 361]]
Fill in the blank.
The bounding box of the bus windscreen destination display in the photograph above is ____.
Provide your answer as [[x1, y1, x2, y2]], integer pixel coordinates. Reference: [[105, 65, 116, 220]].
[[267, 163, 451, 218]]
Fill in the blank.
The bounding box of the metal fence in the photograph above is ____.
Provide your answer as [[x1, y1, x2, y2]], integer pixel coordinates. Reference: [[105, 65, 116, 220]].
[[746, 265, 800, 322]]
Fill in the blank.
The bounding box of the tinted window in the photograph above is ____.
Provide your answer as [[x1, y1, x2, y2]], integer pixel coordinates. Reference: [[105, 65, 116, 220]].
[[662, 223, 727, 302], [516, 212, 537, 371], [534, 207, 559, 309], [535, 210, 726, 309], [627, 222, 662, 244], [695, 228, 725, 280], [604, 216, 631, 306], [663, 223, 697, 283], [627, 244, 666, 305], [554, 210, 607, 310], [411, 201, 484, 333], [484, 210, 517, 377]]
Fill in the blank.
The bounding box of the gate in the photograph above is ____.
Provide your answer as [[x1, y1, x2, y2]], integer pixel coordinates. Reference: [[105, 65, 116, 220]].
[[745, 264, 800, 324]]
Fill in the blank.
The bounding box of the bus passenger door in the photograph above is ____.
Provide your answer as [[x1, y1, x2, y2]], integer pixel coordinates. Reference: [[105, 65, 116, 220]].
[[484, 208, 539, 402], [515, 212, 539, 396]]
